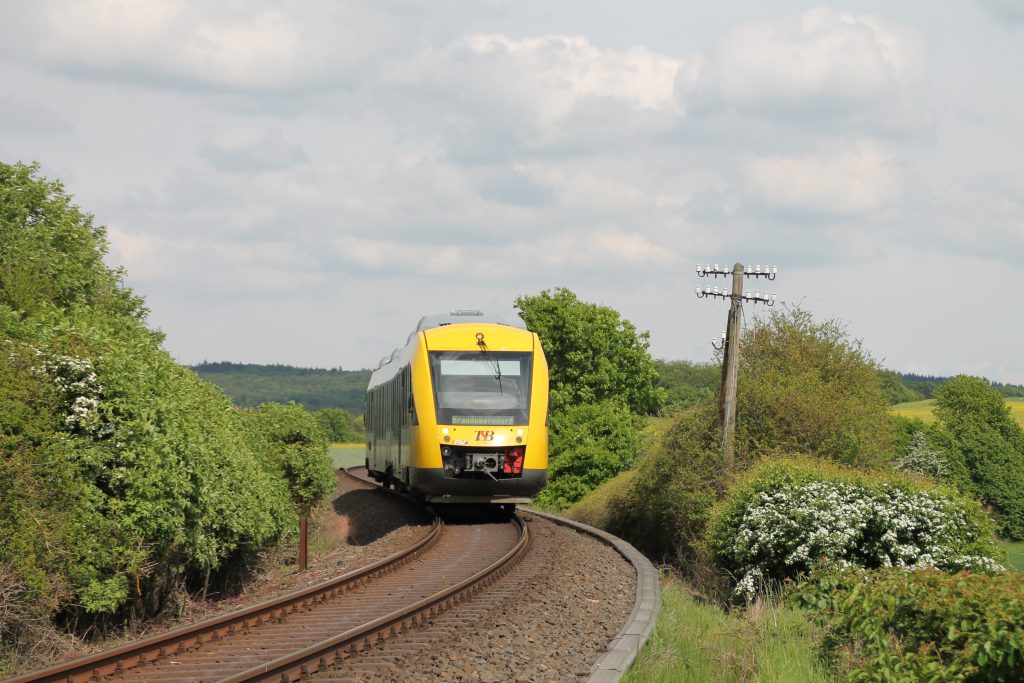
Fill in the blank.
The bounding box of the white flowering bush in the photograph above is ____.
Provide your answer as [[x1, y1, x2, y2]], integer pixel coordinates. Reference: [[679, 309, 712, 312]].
[[896, 430, 949, 479], [707, 457, 1003, 600], [40, 353, 111, 437]]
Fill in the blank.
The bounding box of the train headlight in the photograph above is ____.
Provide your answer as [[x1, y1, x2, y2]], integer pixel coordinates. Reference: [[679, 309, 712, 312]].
[[441, 446, 452, 458]]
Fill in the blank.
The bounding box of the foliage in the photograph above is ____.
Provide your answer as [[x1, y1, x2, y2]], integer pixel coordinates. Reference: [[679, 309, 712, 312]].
[[0, 342, 111, 650], [244, 403, 336, 515], [0, 162, 144, 320], [789, 568, 1024, 681], [591, 308, 912, 572], [895, 431, 949, 480], [707, 457, 1003, 600], [534, 400, 644, 509], [597, 402, 724, 567], [313, 407, 365, 443], [0, 162, 339, 666], [877, 369, 924, 405], [735, 307, 895, 469], [932, 376, 1024, 539], [653, 359, 719, 412], [515, 288, 665, 415], [192, 362, 370, 414], [623, 576, 831, 683], [898, 373, 1024, 400], [564, 468, 638, 531]]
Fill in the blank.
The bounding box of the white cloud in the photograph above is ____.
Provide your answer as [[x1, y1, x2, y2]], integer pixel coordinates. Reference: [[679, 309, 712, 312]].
[[199, 127, 308, 173], [0, 96, 74, 133], [0, 1, 397, 92], [4, 1, 1024, 380], [686, 9, 929, 134], [978, 0, 1024, 24], [741, 141, 904, 216], [388, 33, 685, 158]]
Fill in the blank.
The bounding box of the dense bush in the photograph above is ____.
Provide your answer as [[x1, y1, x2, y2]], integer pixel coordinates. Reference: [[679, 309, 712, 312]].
[[588, 308, 900, 569], [0, 162, 336, 668], [245, 403, 336, 515], [931, 376, 1024, 539], [535, 400, 644, 509], [707, 457, 1002, 599], [790, 568, 1024, 681], [593, 402, 723, 567], [735, 308, 896, 468], [9, 308, 302, 614]]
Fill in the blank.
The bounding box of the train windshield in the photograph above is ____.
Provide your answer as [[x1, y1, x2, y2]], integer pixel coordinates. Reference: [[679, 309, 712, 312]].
[[429, 351, 532, 426]]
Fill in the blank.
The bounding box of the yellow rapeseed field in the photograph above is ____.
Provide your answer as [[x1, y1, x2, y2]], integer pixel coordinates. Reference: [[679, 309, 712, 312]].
[[891, 398, 1024, 426]]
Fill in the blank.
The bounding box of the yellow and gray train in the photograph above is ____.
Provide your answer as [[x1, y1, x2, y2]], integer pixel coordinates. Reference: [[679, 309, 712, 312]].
[[365, 310, 549, 505]]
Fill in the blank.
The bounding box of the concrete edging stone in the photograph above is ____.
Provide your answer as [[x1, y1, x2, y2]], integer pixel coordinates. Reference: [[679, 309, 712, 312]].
[[524, 508, 661, 683]]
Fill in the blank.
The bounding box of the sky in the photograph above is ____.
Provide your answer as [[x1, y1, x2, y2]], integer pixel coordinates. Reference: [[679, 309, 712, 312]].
[[1, 1, 1022, 380]]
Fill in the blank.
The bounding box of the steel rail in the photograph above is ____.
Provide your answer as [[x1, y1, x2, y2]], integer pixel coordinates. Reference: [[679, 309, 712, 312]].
[[6, 473, 441, 683], [221, 513, 531, 683]]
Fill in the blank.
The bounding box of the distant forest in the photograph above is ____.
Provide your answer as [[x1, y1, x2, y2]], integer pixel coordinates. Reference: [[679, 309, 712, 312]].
[[192, 362, 371, 413], [192, 361, 1024, 416], [898, 373, 1024, 399]]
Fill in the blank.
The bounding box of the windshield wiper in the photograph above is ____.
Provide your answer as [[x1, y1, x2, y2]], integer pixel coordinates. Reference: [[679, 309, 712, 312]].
[[476, 343, 503, 394]]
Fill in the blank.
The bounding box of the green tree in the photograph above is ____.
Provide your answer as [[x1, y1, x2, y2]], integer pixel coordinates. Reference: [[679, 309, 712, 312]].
[[535, 400, 644, 508], [0, 162, 144, 319], [313, 407, 365, 443], [932, 375, 1024, 538], [247, 403, 336, 516], [515, 289, 664, 509], [515, 288, 665, 415], [653, 359, 719, 411]]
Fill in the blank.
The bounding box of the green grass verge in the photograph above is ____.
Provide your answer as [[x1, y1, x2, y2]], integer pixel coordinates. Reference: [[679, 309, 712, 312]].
[[623, 577, 831, 683], [1002, 541, 1024, 572]]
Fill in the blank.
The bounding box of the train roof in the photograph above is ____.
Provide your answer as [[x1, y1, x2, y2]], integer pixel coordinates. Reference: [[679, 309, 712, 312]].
[[414, 310, 527, 332], [372, 311, 530, 370]]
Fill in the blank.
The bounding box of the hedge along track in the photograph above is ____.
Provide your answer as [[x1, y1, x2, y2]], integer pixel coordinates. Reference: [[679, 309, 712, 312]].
[[9, 469, 531, 683]]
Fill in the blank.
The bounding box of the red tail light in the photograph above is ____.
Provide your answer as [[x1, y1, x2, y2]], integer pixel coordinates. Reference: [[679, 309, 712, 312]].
[[504, 446, 525, 475]]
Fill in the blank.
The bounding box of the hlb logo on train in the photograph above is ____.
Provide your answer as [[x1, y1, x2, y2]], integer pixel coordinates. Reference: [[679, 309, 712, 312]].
[[475, 430, 495, 441]]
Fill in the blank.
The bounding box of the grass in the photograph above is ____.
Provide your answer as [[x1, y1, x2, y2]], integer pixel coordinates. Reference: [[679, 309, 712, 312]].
[[1002, 542, 1024, 572], [623, 577, 831, 683], [891, 398, 1024, 426]]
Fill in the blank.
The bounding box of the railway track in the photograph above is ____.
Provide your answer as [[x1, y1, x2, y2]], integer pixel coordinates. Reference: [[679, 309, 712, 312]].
[[8, 469, 530, 683]]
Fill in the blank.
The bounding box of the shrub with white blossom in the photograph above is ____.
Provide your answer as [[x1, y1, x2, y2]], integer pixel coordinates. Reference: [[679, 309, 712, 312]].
[[895, 430, 949, 480], [707, 457, 1003, 600], [40, 353, 110, 437]]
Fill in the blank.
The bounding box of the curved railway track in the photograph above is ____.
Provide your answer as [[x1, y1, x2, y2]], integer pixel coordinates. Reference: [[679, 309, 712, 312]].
[[8, 469, 530, 683]]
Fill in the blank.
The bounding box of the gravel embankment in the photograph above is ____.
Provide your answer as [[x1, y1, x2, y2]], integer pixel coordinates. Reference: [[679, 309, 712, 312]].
[[316, 510, 636, 682], [196, 471, 432, 614]]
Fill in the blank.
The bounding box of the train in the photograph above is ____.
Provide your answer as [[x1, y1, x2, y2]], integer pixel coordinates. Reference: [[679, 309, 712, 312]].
[[364, 310, 549, 505]]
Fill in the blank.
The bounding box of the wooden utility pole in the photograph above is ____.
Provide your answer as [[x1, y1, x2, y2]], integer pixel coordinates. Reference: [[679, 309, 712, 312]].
[[696, 262, 778, 475], [718, 263, 744, 471]]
